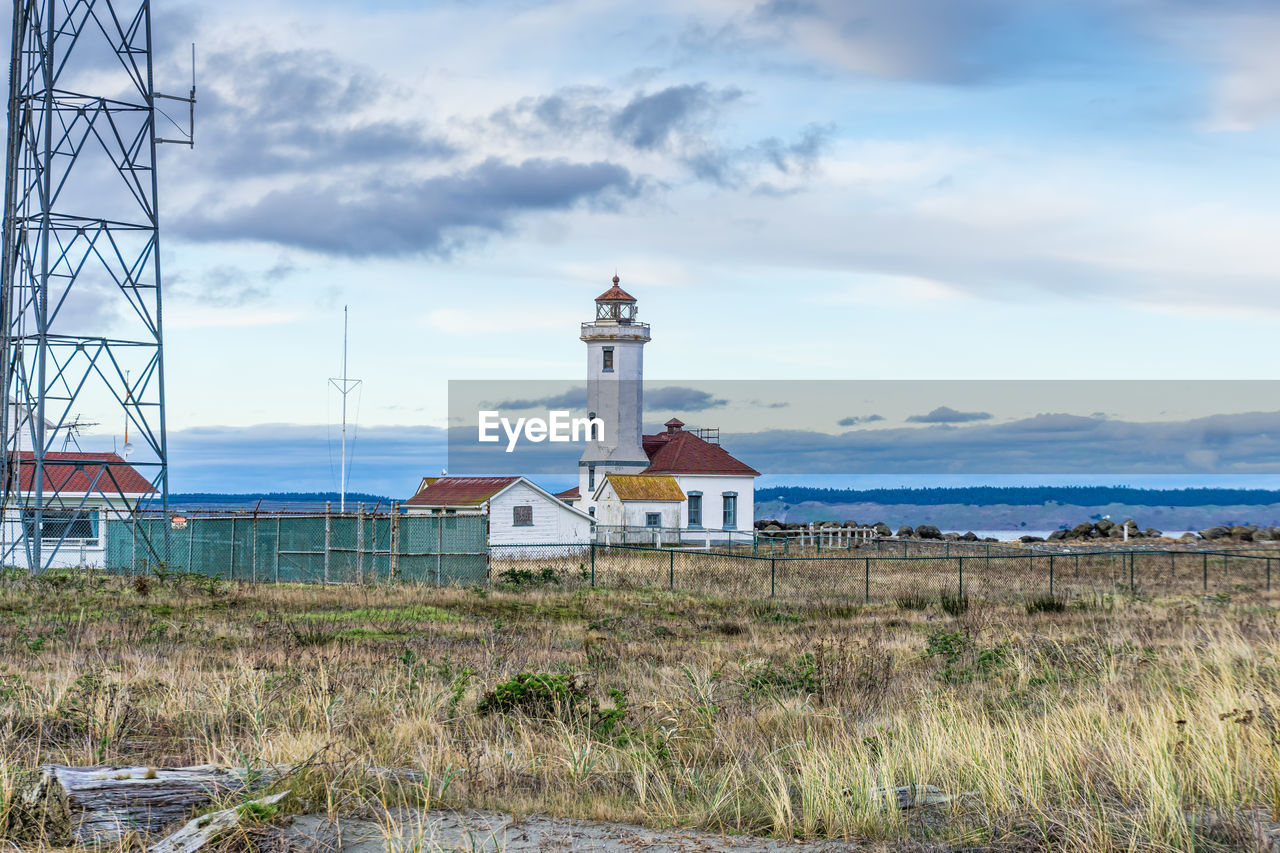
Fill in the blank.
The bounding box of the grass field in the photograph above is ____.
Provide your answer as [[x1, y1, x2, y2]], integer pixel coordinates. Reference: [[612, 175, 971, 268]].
[[0, 570, 1277, 851]]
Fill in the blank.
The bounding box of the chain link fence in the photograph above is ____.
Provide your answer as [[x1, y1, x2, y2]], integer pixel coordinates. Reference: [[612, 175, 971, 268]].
[[105, 512, 488, 584], [490, 542, 1276, 603]]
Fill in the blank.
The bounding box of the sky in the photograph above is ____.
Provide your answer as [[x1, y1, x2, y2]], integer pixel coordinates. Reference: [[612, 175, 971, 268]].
[[21, 0, 1280, 496]]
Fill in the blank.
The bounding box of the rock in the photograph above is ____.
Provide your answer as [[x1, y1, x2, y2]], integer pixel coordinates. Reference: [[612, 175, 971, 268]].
[[1019, 535, 1044, 543], [1181, 532, 1198, 539], [1071, 522, 1094, 538], [942, 532, 960, 541], [764, 523, 782, 532], [982, 537, 999, 542], [896, 525, 914, 538], [915, 524, 942, 540], [873, 522, 892, 537], [1095, 519, 1115, 532], [959, 531, 978, 541], [1144, 527, 1162, 538], [1047, 529, 1068, 541], [1230, 525, 1254, 541], [149, 791, 290, 853], [1199, 525, 1230, 540]]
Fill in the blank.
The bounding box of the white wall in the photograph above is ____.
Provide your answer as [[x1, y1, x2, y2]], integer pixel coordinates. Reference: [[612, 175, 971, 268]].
[[489, 480, 592, 546], [1, 497, 131, 570], [670, 474, 755, 531]]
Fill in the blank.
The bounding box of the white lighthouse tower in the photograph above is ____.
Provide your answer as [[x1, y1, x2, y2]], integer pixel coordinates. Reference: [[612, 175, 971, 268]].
[[578, 276, 650, 514]]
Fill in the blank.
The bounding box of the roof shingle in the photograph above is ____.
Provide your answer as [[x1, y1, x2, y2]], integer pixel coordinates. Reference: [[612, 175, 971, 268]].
[[11, 451, 155, 495], [642, 430, 759, 476], [403, 476, 520, 507], [603, 473, 685, 502]]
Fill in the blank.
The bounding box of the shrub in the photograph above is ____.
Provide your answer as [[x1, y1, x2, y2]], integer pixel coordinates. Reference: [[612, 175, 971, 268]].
[[939, 588, 969, 616], [743, 653, 819, 696], [476, 672, 588, 718], [497, 566, 561, 588], [1025, 595, 1067, 614], [895, 590, 931, 611]]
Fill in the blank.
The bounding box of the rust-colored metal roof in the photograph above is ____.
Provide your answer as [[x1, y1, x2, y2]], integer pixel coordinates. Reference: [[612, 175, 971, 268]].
[[595, 275, 636, 302], [604, 473, 685, 502], [11, 451, 155, 495], [554, 485, 580, 501], [403, 475, 519, 507], [642, 429, 759, 476]]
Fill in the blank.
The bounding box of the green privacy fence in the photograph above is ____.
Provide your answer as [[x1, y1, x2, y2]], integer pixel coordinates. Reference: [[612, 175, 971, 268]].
[[106, 511, 489, 584]]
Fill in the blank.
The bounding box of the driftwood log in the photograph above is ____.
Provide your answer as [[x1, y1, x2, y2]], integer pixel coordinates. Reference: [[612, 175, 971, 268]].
[[148, 791, 291, 853], [12, 764, 281, 845]]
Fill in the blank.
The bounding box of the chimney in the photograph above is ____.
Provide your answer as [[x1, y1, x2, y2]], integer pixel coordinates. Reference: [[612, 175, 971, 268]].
[[664, 418, 684, 434]]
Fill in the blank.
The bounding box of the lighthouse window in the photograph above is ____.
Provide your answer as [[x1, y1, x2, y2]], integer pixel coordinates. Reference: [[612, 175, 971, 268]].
[[602, 347, 614, 372], [512, 505, 534, 526], [687, 493, 702, 528], [645, 512, 661, 528]]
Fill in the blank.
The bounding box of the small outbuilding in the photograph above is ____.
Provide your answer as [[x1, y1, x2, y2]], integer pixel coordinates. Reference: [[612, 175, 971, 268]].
[[403, 475, 594, 547], [591, 473, 685, 544]]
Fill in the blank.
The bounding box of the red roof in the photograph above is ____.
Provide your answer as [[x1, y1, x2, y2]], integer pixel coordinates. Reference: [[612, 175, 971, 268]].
[[11, 451, 154, 495], [595, 275, 636, 302], [642, 427, 759, 476], [404, 476, 520, 507], [554, 485, 580, 501]]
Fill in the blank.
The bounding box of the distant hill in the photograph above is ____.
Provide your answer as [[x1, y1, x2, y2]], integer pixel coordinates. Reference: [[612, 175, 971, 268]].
[[170, 492, 392, 511], [754, 485, 1280, 508]]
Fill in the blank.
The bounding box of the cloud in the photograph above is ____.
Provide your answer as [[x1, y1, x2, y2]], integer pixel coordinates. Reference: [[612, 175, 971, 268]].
[[609, 84, 742, 150], [487, 388, 589, 410], [176, 157, 641, 258], [646, 386, 729, 412], [838, 414, 885, 426], [193, 48, 457, 179], [907, 406, 993, 424], [719, 410, 1280, 475]]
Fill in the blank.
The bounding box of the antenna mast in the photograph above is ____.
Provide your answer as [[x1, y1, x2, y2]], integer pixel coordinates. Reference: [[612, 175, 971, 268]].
[[0, 1, 195, 571], [328, 306, 361, 512]]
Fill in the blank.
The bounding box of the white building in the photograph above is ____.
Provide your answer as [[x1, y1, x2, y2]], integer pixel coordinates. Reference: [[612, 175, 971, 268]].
[[1, 451, 155, 569], [403, 475, 594, 547], [561, 279, 759, 539], [592, 472, 684, 544]]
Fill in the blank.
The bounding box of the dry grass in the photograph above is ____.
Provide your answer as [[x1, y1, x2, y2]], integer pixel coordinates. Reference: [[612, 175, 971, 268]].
[[0, 568, 1276, 851]]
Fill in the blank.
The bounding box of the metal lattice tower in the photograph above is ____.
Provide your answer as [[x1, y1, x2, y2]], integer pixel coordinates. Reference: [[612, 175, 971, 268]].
[[0, 0, 192, 571]]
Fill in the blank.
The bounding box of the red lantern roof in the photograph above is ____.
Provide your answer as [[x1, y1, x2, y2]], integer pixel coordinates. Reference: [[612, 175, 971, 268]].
[[595, 275, 636, 303]]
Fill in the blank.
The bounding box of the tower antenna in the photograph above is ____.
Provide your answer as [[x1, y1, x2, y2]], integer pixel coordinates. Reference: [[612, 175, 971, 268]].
[[0, 1, 194, 571], [328, 306, 362, 512]]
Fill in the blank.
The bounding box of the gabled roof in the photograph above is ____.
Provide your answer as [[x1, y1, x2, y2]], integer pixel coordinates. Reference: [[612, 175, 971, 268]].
[[10, 451, 154, 495], [554, 485, 580, 502], [404, 476, 596, 523], [642, 429, 759, 476], [599, 473, 685, 502], [403, 476, 520, 507]]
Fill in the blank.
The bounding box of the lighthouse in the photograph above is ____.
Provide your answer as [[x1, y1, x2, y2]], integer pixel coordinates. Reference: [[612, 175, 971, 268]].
[[577, 276, 650, 514]]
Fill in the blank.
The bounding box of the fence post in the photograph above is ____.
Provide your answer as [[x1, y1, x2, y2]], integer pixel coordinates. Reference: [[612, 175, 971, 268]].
[[590, 542, 596, 588], [770, 557, 776, 598], [252, 511, 258, 584], [356, 504, 365, 585], [958, 556, 964, 597], [1049, 554, 1054, 598], [187, 516, 194, 575], [864, 557, 870, 604], [1203, 551, 1208, 592], [275, 516, 281, 583], [229, 516, 237, 580], [669, 549, 675, 591], [1267, 558, 1272, 592], [323, 502, 332, 585], [1128, 551, 1134, 594], [390, 503, 400, 580], [436, 514, 444, 587]]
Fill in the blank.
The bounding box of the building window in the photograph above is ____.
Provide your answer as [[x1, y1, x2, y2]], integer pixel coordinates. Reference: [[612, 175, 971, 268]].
[[588, 464, 596, 491], [589, 506, 595, 517], [722, 493, 737, 529], [645, 512, 661, 528], [687, 492, 702, 528], [22, 509, 99, 542], [602, 347, 614, 372], [512, 505, 533, 526]]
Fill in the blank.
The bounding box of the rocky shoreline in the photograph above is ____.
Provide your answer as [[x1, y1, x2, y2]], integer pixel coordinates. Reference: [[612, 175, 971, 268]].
[[755, 517, 1280, 545]]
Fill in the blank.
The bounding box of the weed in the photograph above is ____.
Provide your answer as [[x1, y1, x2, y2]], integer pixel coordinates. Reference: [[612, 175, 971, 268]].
[[895, 590, 932, 611], [1025, 595, 1068, 614], [939, 587, 969, 616]]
